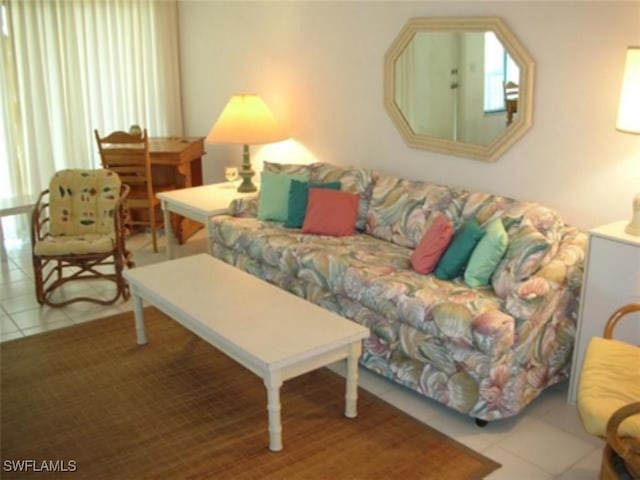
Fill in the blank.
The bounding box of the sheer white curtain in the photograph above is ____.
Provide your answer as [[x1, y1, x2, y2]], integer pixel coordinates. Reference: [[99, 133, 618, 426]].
[[0, 0, 182, 241]]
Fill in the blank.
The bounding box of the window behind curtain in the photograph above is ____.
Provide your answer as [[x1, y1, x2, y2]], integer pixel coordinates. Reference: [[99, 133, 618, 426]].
[[483, 32, 519, 113], [0, 0, 182, 243]]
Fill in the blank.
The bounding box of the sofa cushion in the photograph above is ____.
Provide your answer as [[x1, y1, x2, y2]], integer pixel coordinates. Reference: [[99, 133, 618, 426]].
[[257, 171, 308, 222], [285, 180, 341, 228], [366, 175, 468, 248], [302, 189, 359, 237], [33, 233, 116, 255], [435, 218, 485, 280], [210, 216, 305, 274], [410, 214, 454, 274], [309, 163, 376, 231], [264, 160, 316, 176], [461, 192, 520, 229], [211, 215, 512, 356]]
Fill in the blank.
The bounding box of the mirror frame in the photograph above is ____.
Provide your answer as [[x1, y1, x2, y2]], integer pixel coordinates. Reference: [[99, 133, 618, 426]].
[[384, 17, 535, 162]]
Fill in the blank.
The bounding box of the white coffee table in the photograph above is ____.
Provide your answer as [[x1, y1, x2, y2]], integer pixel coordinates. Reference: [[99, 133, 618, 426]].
[[123, 254, 369, 452], [0, 194, 38, 261], [157, 183, 257, 259]]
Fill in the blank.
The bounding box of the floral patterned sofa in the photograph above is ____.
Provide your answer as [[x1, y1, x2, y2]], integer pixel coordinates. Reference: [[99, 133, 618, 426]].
[[208, 162, 586, 423]]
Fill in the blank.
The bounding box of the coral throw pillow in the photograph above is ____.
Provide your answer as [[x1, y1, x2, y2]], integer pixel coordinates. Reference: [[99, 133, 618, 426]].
[[285, 180, 341, 228], [302, 188, 359, 237], [410, 215, 454, 274]]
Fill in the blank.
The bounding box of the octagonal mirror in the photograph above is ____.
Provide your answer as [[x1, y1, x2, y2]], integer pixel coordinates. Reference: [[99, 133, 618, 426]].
[[384, 17, 535, 162]]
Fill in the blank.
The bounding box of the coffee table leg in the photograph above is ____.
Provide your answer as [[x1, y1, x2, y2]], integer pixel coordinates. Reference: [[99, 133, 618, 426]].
[[345, 341, 362, 418], [132, 289, 147, 345], [264, 371, 283, 452]]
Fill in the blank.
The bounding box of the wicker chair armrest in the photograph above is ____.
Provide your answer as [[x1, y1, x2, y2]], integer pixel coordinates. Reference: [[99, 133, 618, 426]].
[[604, 304, 640, 339], [606, 401, 640, 479], [31, 189, 50, 244]]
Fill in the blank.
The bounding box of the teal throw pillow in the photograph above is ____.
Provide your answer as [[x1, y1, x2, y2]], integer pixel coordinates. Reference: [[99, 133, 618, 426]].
[[257, 171, 308, 222], [285, 180, 341, 228], [464, 218, 509, 288], [435, 218, 485, 280]]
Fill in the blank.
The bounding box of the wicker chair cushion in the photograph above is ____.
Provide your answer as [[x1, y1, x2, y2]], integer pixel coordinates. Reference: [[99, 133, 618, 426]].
[[578, 337, 640, 438], [48, 169, 121, 237], [33, 234, 116, 256]]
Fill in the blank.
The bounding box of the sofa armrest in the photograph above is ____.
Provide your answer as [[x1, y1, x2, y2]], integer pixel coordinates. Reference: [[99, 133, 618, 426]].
[[228, 195, 258, 217], [497, 227, 586, 355], [494, 226, 586, 300], [534, 227, 586, 289]]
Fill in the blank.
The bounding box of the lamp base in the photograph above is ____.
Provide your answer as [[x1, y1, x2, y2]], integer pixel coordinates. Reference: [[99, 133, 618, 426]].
[[625, 191, 640, 236], [237, 144, 258, 193], [237, 174, 257, 193]]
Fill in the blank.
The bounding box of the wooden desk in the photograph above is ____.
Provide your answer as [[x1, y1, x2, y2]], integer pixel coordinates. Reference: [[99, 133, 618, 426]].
[[147, 137, 205, 243]]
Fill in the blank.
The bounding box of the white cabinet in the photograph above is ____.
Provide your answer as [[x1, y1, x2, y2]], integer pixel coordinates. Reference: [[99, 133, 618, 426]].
[[567, 221, 640, 404]]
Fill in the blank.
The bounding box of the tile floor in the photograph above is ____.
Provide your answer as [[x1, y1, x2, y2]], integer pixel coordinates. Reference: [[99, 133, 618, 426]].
[[0, 229, 603, 479]]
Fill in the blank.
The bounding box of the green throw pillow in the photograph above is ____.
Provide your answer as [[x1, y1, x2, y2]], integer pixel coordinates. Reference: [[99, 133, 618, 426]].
[[464, 218, 509, 288], [285, 180, 341, 228], [257, 171, 308, 222], [435, 218, 485, 280]]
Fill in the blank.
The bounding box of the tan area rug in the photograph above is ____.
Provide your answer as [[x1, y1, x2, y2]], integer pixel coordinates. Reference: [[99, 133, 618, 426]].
[[1, 307, 500, 479]]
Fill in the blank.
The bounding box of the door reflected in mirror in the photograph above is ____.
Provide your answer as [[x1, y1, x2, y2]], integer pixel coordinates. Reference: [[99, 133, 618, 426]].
[[394, 31, 519, 145], [384, 17, 534, 162]]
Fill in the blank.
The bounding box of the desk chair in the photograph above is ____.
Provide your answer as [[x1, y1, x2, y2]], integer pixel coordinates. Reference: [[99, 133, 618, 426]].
[[95, 129, 163, 253], [578, 303, 640, 479], [31, 169, 131, 307], [503, 81, 519, 127]]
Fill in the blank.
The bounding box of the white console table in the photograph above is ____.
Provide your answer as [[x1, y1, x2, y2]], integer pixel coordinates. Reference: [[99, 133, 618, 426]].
[[0, 195, 38, 261], [157, 183, 257, 260], [567, 220, 640, 404]]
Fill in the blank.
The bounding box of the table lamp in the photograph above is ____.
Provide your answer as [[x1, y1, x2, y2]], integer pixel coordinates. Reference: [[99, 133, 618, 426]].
[[616, 46, 640, 235], [207, 94, 288, 192]]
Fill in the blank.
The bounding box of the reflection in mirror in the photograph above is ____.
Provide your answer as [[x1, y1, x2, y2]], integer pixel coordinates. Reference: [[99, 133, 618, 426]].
[[394, 31, 520, 146], [384, 17, 535, 162]]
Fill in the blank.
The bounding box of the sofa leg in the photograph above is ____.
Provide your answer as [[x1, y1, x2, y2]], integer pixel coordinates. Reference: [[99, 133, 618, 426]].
[[475, 418, 488, 428]]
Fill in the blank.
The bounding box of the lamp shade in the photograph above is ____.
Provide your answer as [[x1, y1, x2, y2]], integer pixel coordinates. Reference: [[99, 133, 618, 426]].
[[616, 47, 640, 134], [207, 94, 289, 145]]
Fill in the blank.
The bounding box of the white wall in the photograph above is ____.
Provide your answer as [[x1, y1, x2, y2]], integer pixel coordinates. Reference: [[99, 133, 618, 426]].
[[178, 1, 640, 230]]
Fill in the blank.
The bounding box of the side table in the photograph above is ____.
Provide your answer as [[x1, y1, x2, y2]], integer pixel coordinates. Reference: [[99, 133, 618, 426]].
[[567, 220, 640, 404], [156, 183, 257, 259]]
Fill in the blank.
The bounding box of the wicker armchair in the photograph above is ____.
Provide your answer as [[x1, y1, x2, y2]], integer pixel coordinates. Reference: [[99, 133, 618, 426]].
[[578, 303, 640, 479], [31, 169, 133, 307]]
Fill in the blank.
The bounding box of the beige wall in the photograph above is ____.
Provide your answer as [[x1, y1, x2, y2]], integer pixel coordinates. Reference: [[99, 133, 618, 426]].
[[178, 1, 640, 230]]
